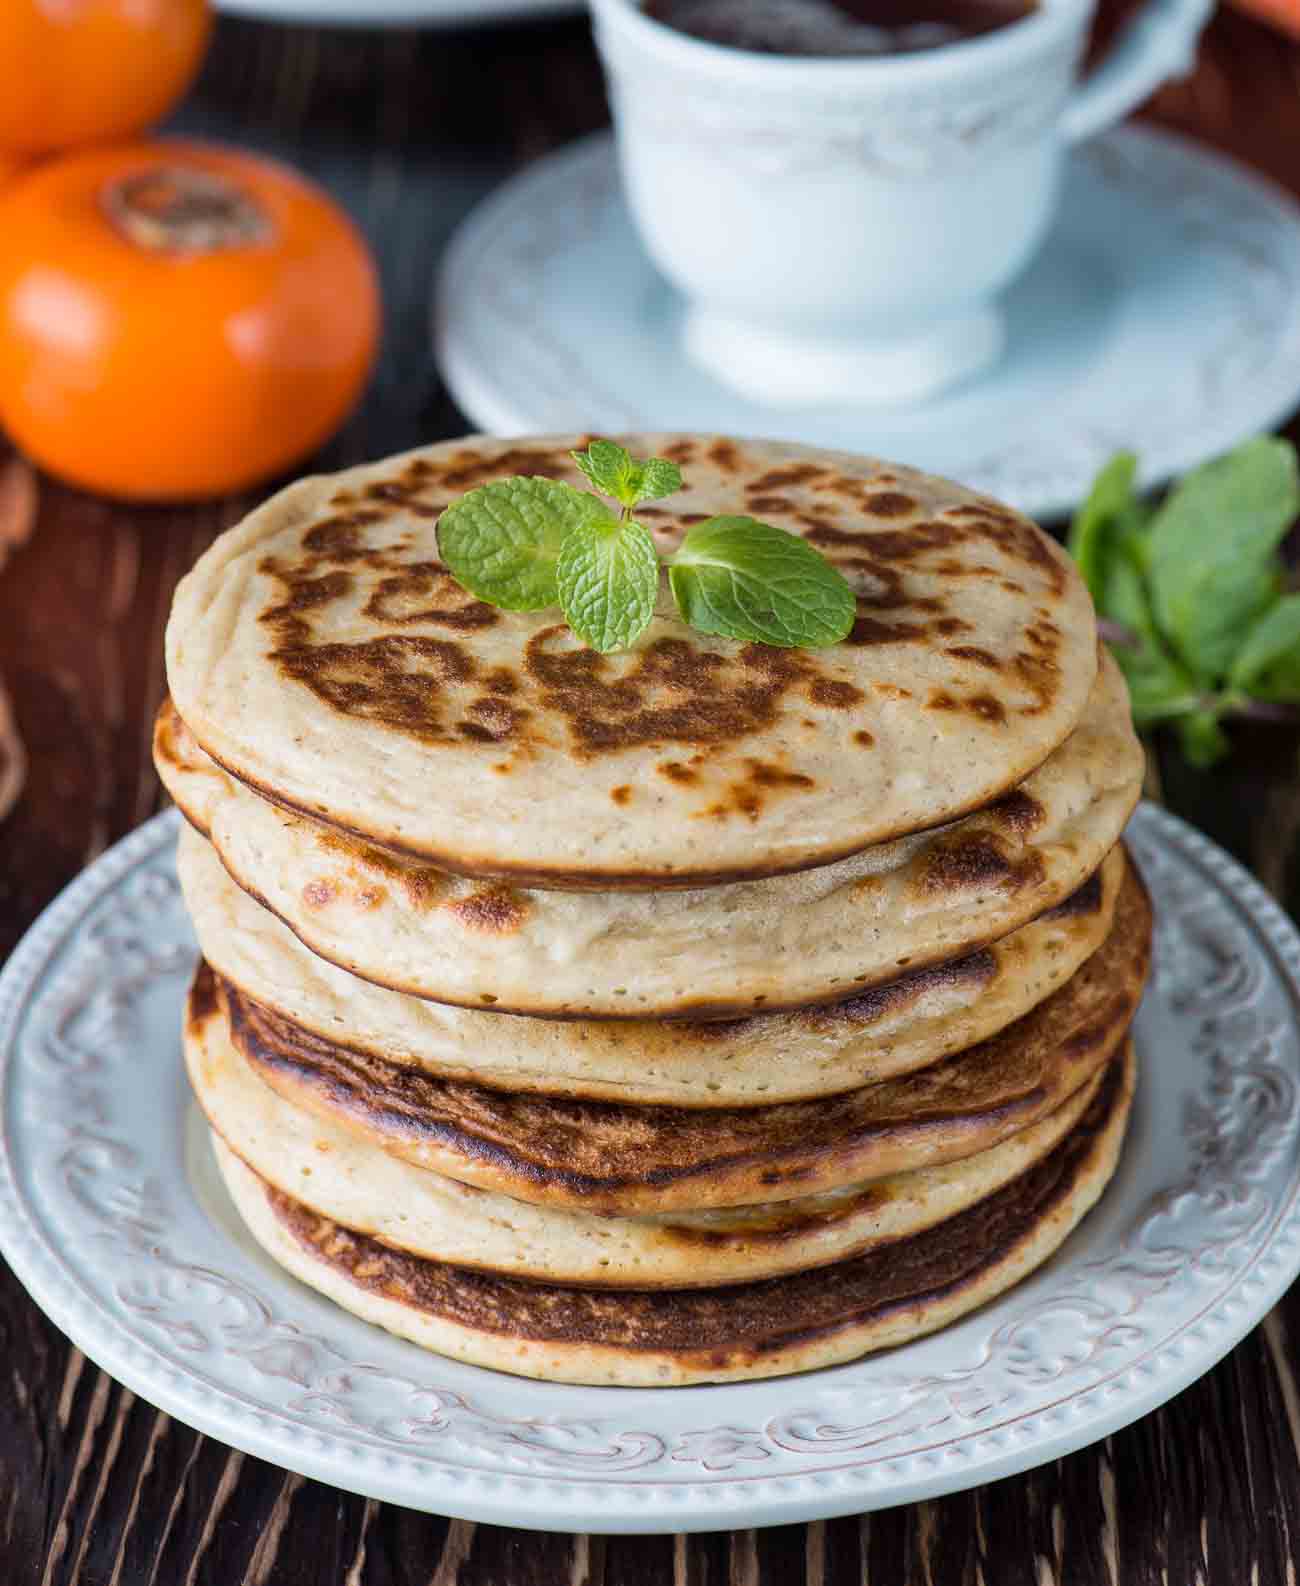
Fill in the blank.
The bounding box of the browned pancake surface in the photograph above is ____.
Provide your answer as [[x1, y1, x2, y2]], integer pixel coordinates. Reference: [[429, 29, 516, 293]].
[[213, 858, 1151, 1212], [260, 1052, 1130, 1360]]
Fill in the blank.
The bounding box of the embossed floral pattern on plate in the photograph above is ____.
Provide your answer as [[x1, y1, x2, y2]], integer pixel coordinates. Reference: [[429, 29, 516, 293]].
[[1, 806, 1300, 1532]]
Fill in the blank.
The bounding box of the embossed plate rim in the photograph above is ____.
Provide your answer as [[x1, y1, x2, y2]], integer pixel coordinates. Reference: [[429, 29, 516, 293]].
[[1, 805, 1299, 1532]]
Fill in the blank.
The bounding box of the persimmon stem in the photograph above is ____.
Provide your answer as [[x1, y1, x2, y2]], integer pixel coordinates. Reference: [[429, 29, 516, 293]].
[[101, 165, 272, 254]]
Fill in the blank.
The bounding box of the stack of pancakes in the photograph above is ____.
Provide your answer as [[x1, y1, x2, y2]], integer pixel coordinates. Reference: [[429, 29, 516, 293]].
[[156, 434, 1147, 1386]]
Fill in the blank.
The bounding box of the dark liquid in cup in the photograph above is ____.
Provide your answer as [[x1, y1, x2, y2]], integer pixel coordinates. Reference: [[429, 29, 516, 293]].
[[643, 0, 1038, 56]]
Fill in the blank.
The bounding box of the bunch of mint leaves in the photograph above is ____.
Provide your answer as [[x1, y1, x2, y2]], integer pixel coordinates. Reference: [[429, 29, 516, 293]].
[[1069, 437, 1300, 767], [435, 440, 856, 653]]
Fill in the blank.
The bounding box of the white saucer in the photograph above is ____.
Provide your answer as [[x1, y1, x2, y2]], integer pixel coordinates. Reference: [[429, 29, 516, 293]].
[[437, 125, 1300, 520], [215, 0, 579, 28], [3, 807, 1300, 1532]]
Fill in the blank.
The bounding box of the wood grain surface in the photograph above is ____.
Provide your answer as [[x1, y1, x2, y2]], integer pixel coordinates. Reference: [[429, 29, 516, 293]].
[[3, 4, 1300, 1581]]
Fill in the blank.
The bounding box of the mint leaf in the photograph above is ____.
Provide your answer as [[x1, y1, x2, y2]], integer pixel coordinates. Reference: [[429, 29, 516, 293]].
[[1228, 593, 1300, 694], [556, 514, 660, 654], [1068, 451, 1140, 608], [1103, 547, 1198, 726], [638, 458, 683, 503], [1179, 709, 1231, 768], [1147, 437, 1300, 682], [571, 441, 683, 512], [1253, 646, 1300, 704], [437, 477, 610, 610], [668, 516, 856, 649], [571, 441, 640, 507]]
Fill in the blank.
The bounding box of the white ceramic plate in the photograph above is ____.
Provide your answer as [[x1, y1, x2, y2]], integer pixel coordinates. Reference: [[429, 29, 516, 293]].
[[1, 805, 1299, 1533], [215, 0, 579, 28], [437, 124, 1300, 521]]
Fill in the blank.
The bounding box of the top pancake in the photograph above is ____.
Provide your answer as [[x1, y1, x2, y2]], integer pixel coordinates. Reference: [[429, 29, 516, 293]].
[[165, 434, 1098, 890]]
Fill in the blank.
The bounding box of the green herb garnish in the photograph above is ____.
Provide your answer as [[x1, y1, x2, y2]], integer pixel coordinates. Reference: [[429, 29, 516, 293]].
[[436, 440, 856, 654], [1068, 437, 1300, 767]]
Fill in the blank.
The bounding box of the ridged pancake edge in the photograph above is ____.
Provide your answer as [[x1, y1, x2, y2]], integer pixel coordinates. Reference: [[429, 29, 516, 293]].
[[182, 819, 1125, 1106], [187, 978, 1106, 1288], [166, 434, 1098, 889], [214, 1044, 1135, 1386], [213, 860, 1151, 1212]]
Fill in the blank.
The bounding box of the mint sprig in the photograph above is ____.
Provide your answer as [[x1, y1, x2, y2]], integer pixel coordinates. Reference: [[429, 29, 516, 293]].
[[436, 476, 605, 611], [669, 515, 858, 649], [1068, 437, 1300, 767], [434, 440, 856, 654]]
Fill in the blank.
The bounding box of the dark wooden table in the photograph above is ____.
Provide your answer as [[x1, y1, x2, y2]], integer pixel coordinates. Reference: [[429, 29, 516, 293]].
[[3, 4, 1300, 1581]]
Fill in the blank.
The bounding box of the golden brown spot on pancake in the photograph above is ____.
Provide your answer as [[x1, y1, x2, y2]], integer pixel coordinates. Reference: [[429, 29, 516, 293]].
[[935, 618, 972, 636], [187, 960, 220, 1031], [361, 565, 499, 630], [460, 695, 530, 743], [848, 616, 928, 647], [611, 785, 632, 806], [1001, 581, 1025, 595], [793, 949, 998, 1030], [745, 494, 795, 515], [808, 679, 864, 709], [523, 629, 819, 757], [912, 836, 1046, 898], [946, 645, 1001, 670], [946, 505, 1066, 596], [854, 729, 875, 747], [430, 447, 573, 490], [356, 884, 388, 909], [707, 759, 816, 822], [748, 463, 826, 491], [708, 438, 741, 471], [259, 568, 354, 641], [862, 520, 965, 560], [364, 480, 442, 518], [967, 692, 1007, 725], [269, 634, 476, 744], [314, 828, 449, 912], [1043, 869, 1103, 920], [988, 789, 1046, 835], [658, 761, 698, 785], [447, 886, 531, 935], [661, 439, 698, 463], [484, 667, 519, 696], [301, 520, 369, 558], [302, 878, 337, 909], [864, 491, 916, 517], [874, 683, 913, 701], [926, 688, 1007, 726], [1061, 1002, 1129, 1059], [662, 1181, 898, 1248], [1010, 650, 1061, 717]]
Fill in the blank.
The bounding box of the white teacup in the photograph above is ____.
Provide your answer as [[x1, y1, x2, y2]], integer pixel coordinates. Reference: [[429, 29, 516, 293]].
[[590, 0, 1213, 407]]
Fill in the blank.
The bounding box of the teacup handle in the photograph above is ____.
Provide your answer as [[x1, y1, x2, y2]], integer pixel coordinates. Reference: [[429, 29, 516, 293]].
[[1061, 0, 1214, 144]]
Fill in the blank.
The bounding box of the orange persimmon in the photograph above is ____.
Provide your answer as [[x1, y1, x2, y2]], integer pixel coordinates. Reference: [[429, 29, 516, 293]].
[[0, 155, 29, 193], [0, 141, 382, 501], [0, 0, 212, 158]]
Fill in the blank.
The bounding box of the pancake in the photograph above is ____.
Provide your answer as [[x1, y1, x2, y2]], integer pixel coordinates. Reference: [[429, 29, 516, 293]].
[[188, 982, 1108, 1287], [212, 859, 1151, 1212], [179, 824, 1125, 1105], [215, 1043, 1135, 1384], [155, 651, 1141, 1018], [164, 434, 1099, 890]]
